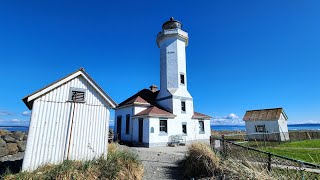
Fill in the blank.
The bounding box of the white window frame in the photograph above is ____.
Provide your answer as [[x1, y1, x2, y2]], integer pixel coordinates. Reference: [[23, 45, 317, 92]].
[[68, 87, 86, 103], [180, 73, 185, 85], [159, 119, 168, 134], [255, 125, 266, 133], [182, 122, 187, 135], [181, 101, 186, 113], [199, 120, 205, 134]]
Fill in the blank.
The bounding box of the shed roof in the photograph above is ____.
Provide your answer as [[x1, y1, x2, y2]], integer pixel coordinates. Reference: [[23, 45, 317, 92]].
[[22, 68, 117, 110], [243, 108, 288, 121]]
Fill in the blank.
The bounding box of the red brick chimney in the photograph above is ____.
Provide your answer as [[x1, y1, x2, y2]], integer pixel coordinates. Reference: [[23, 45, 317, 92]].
[[149, 84, 158, 92]]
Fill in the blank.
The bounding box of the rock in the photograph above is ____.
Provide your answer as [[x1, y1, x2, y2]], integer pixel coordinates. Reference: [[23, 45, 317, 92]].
[[0, 152, 24, 162], [3, 135, 16, 143], [0, 138, 6, 147], [7, 143, 19, 155], [0, 146, 9, 157], [17, 141, 26, 152], [0, 129, 10, 136], [12, 131, 25, 141], [23, 134, 28, 141]]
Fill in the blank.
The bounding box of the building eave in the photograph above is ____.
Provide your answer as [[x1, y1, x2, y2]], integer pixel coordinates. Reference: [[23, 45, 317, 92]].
[[22, 68, 118, 110]]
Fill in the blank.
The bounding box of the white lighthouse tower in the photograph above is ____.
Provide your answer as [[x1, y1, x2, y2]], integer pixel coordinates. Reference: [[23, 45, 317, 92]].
[[156, 17, 193, 116]]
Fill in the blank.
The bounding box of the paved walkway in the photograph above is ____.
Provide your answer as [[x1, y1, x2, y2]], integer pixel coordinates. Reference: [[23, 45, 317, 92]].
[[130, 145, 188, 180]]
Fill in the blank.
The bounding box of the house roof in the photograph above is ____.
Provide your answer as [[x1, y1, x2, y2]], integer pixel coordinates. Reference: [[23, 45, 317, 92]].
[[117, 88, 211, 119], [117, 89, 159, 107], [243, 108, 288, 121], [192, 112, 212, 120], [133, 106, 176, 118], [22, 68, 117, 110]]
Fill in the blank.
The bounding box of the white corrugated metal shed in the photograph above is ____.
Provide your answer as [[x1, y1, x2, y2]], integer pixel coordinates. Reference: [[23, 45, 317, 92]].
[[22, 68, 117, 171]]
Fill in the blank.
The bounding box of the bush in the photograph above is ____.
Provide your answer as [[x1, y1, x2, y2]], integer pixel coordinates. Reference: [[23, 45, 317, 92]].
[[181, 142, 274, 180], [181, 142, 221, 178]]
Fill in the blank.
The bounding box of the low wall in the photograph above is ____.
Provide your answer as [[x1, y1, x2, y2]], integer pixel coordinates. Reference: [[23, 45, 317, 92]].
[[0, 130, 27, 162]]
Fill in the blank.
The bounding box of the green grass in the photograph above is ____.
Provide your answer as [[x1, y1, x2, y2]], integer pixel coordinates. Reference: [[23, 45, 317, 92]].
[[238, 139, 320, 164], [255, 140, 320, 164], [261, 147, 320, 164], [276, 139, 320, 148]]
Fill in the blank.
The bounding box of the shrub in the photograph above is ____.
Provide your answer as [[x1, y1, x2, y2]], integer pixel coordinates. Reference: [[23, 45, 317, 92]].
[[181, 142, 274, 180]]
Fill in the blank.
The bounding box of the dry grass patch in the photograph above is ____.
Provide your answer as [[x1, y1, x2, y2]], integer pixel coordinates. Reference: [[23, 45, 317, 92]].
[[180, 142, 275, 180], [3, 142, 143, 180]]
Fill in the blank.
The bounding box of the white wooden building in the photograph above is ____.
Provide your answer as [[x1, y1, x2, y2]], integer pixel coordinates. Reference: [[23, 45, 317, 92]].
[[114, 18, 211, 147], [22, 68, 117, 171], [243, 108, 290, 141]]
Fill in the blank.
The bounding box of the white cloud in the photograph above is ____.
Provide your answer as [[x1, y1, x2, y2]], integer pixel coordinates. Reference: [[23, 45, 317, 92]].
[[11, 118, 22, 122], [22, 111, 31, 116], [0, 110, 13, 116], [211, 113, 244, 125], [0, 118, 29, 126], [225, 113, 239, 119]]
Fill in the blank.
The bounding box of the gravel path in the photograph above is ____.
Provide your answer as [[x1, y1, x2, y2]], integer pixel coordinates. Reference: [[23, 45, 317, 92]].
[[130, 145, 188, 180]]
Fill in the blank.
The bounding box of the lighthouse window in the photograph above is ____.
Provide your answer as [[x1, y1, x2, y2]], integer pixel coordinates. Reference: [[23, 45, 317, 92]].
[[181, 101, 186, 112], [180, 73, 185, 85]]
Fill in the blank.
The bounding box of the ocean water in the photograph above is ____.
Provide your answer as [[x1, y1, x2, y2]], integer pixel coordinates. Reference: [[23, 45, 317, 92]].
[[211, 124, 320, 131], [1, 124, 320, 132], [0, 126, 29, 132]]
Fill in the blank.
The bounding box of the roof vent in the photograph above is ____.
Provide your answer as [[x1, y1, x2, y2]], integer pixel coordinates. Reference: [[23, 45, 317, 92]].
[[149, 85, 158, 92]]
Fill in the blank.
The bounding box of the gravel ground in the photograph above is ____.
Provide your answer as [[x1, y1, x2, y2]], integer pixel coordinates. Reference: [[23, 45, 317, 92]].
[[129, 145, 188, 180]]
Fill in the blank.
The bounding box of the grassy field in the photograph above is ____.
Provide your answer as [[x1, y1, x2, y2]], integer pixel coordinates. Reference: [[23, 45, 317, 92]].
[[242, 139, 320, 164]]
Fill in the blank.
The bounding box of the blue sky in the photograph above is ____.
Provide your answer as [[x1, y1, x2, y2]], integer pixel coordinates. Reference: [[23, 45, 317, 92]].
[[0, 1, 319, 126]]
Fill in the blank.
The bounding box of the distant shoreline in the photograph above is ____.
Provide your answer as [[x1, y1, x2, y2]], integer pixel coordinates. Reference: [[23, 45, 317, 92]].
[[1, 123, 320, 132]]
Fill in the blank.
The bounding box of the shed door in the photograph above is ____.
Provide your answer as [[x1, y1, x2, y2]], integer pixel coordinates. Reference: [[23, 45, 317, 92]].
[[66, 102, 108, 161]]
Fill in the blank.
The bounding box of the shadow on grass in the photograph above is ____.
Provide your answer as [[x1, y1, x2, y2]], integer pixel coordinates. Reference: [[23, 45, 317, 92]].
[[0, 159, 23, 176]]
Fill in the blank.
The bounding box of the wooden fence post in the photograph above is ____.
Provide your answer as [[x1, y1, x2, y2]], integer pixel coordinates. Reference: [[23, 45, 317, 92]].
[[267, 153, 272, 172]]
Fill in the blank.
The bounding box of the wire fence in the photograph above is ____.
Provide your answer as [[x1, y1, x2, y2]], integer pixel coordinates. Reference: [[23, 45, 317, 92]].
[[210, 136, 320, 180], [222, 131, 320, 144]]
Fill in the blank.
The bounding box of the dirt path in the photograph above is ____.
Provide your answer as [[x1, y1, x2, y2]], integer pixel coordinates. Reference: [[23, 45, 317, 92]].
[[130, 146, 188, 180]]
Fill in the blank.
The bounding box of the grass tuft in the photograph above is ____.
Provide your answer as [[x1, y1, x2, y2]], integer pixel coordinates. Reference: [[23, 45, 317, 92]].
[[180, 142, 276, 179], [2, 142, 143, 180]]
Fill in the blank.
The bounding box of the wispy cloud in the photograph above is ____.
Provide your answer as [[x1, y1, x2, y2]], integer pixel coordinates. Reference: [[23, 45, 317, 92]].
[[288, 120, 320, 125], [0, 110, 13, 116], [0, 118, 29, 126], [211, 113, 244, 125], [22, 111, 31, 116]]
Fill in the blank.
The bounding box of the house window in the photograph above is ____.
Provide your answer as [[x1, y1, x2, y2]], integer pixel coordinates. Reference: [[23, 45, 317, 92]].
[[125, 114, 130, 134], [69, 88, 86, 102], [199, 120, 205, 133], [180, 73, 185, 85], [181, 101, 186, 113], [255, 125, 266, 133], [160, 120, 167, 133], [182, 123, 187, 135]]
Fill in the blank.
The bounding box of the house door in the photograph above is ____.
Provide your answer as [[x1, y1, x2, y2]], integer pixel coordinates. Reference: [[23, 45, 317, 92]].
[[138, 118, 143, 143], [117, 117, 122, 141]]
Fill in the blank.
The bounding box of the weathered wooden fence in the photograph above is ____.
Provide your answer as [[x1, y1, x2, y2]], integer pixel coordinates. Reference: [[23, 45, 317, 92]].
[[210, 136, 320, 180]]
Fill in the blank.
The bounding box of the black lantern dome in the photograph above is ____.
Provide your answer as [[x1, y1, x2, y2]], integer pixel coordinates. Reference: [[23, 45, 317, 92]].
[[162, 17, 182, 30]]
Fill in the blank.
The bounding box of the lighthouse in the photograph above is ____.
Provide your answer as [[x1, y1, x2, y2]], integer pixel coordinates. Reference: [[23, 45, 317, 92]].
[[115, 17, 211, 147], [156, 17, 193, 116]]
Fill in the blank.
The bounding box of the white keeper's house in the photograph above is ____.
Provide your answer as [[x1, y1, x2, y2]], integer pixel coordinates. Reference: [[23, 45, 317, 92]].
[[114, 18, 211, 147], [243, 108, 290, 141]]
